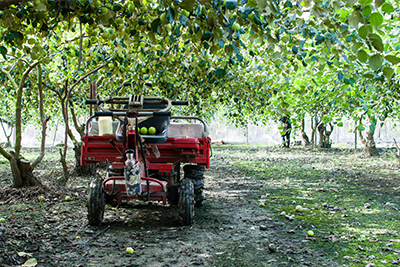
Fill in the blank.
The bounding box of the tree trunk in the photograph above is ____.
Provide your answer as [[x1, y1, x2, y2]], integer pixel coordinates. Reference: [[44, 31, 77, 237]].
[[300, 118, 311, 146], [317, 122, 325, 148], [10, 153, 40, 187], [324, 123, 333, 148], [317, 122, 332, 148], [358, 119, 378, 157], [58, 147, 69, 186]]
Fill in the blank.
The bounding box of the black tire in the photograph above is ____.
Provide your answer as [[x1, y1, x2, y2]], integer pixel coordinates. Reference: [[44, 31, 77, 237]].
[[87, 177, 106, 226], [179, 178, 194, 226], [184, 165, 205, 207]]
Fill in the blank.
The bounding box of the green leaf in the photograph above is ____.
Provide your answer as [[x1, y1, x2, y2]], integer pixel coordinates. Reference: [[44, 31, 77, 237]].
[[201, 31, 214, 41], [358, 25, 371, 39], [166, 7, 175, 23], [369, 12, 384, 26], [369, 54, 383, 70], [385, 55, 400, 64], [179, 0, 196, 12], [349, 11, 360, 28], [357, 49, 369, 62], [151, 18, 161, 33], [0, 46, 6, 59], [381, 2, 394, 13], [375, 0, 384, 8], [337, 122, 344, 127], [362, 6, 372, 16], [383, 67, 394, 80], [363, 71, 374, 78], [368, 33, 384, 52], [359, 0, 373, 5], [351, 42, 363, 53], [226, 0, 238, 10]]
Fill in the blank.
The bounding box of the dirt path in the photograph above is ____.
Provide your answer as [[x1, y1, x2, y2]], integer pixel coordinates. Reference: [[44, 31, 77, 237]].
[[0, 149, 339, 267]]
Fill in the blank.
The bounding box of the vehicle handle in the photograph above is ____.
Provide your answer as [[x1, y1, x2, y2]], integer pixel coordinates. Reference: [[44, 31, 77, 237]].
[[171, 100, 188, 106], [94, 111, 113, 116], [85, 99, 104, 105]]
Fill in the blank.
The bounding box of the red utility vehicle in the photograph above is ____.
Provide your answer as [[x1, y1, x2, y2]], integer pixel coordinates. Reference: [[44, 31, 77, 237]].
[[81, 91, 211, 226]]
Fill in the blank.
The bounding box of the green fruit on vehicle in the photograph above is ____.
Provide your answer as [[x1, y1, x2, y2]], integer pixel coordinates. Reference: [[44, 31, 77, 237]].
[[148, 126, 156, 135], [140, 127, 148, 135]]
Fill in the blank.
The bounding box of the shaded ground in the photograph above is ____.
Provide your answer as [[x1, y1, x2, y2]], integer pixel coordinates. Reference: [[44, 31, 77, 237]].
[[0, 145, 399, 266]]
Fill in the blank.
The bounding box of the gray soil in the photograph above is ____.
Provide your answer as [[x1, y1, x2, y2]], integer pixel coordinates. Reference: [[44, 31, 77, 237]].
[[0, 147, 336, 267]]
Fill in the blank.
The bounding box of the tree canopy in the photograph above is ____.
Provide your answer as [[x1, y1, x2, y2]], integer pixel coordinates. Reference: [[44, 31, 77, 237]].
[[0, 0, 399, 131]]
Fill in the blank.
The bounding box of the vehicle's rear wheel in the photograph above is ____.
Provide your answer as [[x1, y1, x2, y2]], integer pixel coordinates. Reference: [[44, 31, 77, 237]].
[[184, 165, 204, 207], [179, 178, 194, 226], [87, 177, 105, 226]]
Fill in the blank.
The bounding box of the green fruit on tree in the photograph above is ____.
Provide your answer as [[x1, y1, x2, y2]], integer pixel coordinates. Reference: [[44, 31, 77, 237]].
[[115, 18, 124, 24], [94, 0, 101, 7], [182, 9, 190, 17], [248, 13, 254, 20], [128, 4, 136, 12], [148, 126, 156, 135], [232, 23, 240, 31], [126, 247, 134, 254], [155, 44, 162, 50], [307, 230, 314, 237], [160, 13, 167, 24], [100, 7, 108, 14], [140, 127, 148, 135], [141, 67, 147, 73], [140, 42, 146, 48]]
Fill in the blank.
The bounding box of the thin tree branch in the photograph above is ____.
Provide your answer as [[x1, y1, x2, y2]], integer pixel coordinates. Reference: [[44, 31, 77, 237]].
[[32, 65, 50, 169], [69, 65, 105, 94], [14, 61, 40, 159], [0, 145, 11, 160]]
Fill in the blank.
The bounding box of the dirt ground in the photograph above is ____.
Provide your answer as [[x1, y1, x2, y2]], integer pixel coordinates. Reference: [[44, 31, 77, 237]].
[[0, 147, 348, 267]]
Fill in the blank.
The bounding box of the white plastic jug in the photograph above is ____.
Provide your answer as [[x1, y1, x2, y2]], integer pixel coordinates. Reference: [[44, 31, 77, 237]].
[[98, 117, 113, 136]]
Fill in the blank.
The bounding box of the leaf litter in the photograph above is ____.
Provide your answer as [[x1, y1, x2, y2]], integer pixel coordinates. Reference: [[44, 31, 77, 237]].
[[0, 145, 399, 266]]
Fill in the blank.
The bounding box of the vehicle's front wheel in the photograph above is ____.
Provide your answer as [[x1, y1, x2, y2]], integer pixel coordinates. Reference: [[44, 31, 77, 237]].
[[184, 165, 205, 207], [87, 177, 106, 226], [179, 178, 194, 226]]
